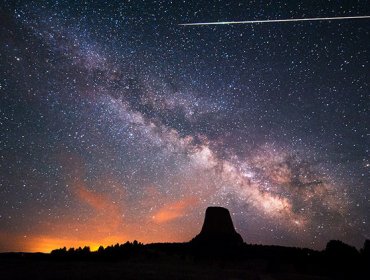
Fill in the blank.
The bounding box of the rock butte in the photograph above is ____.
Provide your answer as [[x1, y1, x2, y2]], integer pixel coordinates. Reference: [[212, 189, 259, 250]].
[[191, 206, 243, 245]]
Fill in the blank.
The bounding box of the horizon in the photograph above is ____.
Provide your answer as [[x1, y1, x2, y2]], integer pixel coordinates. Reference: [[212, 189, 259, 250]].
[[0, 205, 367, 253], [1, 1, 369, 254], [1, 230, 367, 254]]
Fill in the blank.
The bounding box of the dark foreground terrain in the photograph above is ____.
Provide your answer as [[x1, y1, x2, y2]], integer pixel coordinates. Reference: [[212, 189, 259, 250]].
[[1, 240, 369, 280]]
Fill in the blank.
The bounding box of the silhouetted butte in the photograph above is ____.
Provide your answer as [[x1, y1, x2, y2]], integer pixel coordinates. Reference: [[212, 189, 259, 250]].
[[191, 206, 243, 246]]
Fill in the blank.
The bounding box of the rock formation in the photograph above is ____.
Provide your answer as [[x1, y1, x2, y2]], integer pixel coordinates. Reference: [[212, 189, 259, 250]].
[[191, 206, 243, 246]]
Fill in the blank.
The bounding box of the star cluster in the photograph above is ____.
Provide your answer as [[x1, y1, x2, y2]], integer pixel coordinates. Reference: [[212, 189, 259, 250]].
[[0, 0, 369, 252]]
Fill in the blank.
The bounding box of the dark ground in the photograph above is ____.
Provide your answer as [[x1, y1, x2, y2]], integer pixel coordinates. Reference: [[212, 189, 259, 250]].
[[0, 256, 331, 280], [1, 240, 369, 280]]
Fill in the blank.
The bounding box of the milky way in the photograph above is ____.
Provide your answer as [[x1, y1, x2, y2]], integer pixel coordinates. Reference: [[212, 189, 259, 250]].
[[0, 1, 369, 252]]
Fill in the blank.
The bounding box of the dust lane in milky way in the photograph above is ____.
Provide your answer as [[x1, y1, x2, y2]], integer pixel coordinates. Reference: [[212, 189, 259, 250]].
[[0, 1, 369, 252]]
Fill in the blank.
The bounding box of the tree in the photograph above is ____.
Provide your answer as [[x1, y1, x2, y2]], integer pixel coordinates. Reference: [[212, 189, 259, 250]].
[[360, 239, 370, 259], [325, 240, 359, 259]]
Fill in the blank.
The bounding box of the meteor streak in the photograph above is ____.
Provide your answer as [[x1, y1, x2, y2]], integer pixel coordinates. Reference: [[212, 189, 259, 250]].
[[179, 15, 370, 26]]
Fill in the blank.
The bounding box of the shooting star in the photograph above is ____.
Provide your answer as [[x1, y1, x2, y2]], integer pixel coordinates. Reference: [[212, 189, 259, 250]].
[[179, 15, 370, 26]]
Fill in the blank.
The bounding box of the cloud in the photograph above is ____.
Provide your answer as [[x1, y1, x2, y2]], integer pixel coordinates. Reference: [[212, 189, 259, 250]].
[[72, 180, 113, 211], [152, 197, 198, 224], [69, 178, 124, 233]]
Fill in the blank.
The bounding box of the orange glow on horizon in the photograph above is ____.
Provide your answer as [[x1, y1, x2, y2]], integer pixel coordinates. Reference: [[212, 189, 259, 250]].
[[1, 229, 190, 253]]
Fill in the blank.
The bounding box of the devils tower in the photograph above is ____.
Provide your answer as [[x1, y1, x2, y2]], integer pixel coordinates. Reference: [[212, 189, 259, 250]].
[[191, 206, 243, 245]]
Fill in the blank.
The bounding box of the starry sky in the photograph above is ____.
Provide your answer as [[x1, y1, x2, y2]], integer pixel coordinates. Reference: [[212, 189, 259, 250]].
[[0, 0, 369, 252]]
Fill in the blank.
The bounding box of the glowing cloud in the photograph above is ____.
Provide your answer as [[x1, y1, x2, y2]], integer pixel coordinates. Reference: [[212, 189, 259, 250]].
[[152, 197, 198, 223]]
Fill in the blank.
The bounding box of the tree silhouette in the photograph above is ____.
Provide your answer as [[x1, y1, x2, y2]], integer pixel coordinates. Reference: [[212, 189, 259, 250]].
[[361, 239, 370, 259], [325, 240, 359, 259]]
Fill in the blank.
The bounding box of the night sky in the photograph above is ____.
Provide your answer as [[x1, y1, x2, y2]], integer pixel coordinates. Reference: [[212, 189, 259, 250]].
[[0, 1, 369, 253]]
